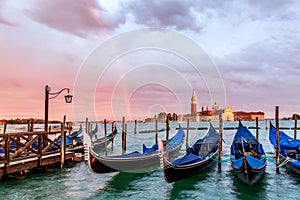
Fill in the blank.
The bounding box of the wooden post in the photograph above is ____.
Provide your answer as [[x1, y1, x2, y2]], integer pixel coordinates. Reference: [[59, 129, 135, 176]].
[[265, 119, 268, 130], [90, 123, 92, 138], [186, 118, 189, 151], [275, 106, 280, 174], [104, 119, 107, 156], [166, 116, 170, 159], [122, 117, 125, 155], [134, 119, 137, 134], [4, 134, 10, 174], [30, 119, 34, 131], [218, 114, 223, 171], [85, 118, 88, 138], [27, 120, 31, 132], [155, 116, 158, 144], [125, 123, 127, 151], [38, 133, 43, 166], [111, 121, 114, 150], [3, 120, 7, 134], [294, 115, 298, 139], [16, 134, 20, 150], [256, 117, 259, 141], [26, 119, 33, 156], [61, 115, 66, 169]]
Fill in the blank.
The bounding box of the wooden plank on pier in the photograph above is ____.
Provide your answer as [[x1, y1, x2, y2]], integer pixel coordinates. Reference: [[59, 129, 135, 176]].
[[0, 152, 74, 176]]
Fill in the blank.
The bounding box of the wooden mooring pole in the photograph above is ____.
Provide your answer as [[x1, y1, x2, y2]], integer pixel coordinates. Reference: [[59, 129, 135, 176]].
[[256, 117, 259, 141], [61, 115, 66, 169], [3, 120, 7, 134], [122, 117, 126, 155], [85, 118, 88, 133], [155, 115, 158, 144], [104, 119, 107, 156], [186, 118, 189, 151], [294, 115, 298, 139], [218, 114, 223, 171], [275, 106, 280, 174], [125, 123, 127, 150], [4, 131, 10, 175], [166, 116, 170, 159], [134, 119, 137, 134], [111, 121, 115, 150]]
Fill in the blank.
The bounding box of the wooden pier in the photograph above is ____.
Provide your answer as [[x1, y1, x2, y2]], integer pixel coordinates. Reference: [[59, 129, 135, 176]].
[[0, 128, 77, 179]]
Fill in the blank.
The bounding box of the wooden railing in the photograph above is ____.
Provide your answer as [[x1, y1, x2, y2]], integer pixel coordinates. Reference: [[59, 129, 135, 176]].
[[0, 130, 66, 173]]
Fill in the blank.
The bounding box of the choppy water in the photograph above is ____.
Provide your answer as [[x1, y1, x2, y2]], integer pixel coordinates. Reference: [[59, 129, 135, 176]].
[[1, 121, 300, 199]]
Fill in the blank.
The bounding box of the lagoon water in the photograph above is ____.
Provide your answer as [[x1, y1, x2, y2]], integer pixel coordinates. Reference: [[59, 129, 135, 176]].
[[1, 121, 300, 199]]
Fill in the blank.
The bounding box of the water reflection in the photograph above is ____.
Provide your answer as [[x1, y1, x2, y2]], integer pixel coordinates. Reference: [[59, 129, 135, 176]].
[[168, 168, 213, 199], [232, 171, 267, 200]]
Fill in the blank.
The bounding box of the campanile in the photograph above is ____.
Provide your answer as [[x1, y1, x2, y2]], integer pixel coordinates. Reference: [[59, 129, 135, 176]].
[[191, 90, 197, 115]]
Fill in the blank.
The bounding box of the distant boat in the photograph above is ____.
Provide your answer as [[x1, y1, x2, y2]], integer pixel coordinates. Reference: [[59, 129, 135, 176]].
[[68, 125, 82, 139], [230, 121, 267, 186], [92, 126, 118, 152], [88, 128, 185, 173], [139, 128, 165, 134], [91, 123, 98, 136], [269, 123, 300, 173], [159, 123, 219, 183]]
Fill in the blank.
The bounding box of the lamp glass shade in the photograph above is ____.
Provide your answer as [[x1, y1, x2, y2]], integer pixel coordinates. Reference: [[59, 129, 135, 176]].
[[64, 95, 73, 103]]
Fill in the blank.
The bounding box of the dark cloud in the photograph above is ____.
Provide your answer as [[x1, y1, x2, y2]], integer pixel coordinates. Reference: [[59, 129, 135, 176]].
[[122, 0, 202, 31], [217, 32, 300, 113], [26, 0, 126, 38], [122, 0, 299, 32], [24, 0, 300, 38]]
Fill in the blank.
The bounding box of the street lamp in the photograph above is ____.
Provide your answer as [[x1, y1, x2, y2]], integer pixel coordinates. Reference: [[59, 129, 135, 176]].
[[44, 85, 73, 132]]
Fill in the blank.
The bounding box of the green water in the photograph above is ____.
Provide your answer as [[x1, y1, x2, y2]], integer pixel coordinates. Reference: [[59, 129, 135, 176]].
[[1, 121, 300, 199]]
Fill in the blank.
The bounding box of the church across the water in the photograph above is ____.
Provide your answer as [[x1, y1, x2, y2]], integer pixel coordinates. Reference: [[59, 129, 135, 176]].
[[178, 90, 234, 122]]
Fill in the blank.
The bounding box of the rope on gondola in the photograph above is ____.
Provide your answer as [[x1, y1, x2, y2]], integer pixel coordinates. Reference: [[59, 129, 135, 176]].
[[277, 157, 292, 168], [261, 155, 276, 164]]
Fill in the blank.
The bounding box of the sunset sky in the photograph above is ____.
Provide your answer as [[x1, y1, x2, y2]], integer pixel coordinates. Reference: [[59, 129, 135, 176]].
[[1, 0, 300, 121]]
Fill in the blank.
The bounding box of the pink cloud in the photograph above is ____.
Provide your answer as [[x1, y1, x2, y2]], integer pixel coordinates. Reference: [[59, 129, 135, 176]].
[[0, 1, 15, 26], [26, 0, 126, 38]]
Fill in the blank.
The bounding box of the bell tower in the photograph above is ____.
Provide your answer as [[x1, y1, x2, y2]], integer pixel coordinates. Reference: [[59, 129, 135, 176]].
[[191, 90, 197, 115]]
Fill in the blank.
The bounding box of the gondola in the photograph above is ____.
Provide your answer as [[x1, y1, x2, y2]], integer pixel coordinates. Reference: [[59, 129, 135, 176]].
[[91, 123, 98, 137], [88, 128, 185, 173], [230, 121, 267, 186], [159, 123, 219, 183], [92, 126, 118, 152], [269, 122, 300, 173], [67, 125, 82, 139]]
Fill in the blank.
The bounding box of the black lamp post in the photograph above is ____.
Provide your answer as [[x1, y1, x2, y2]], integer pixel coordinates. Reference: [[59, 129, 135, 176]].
[[44, 85, 73, 132]]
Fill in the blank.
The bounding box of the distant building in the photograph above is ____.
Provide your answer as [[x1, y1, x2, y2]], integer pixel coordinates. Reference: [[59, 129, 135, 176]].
[[223, 107, 234, 121], [177, 93, 235, 122], [149, 91, 267, 123], [233, 111, 265, 121], [191, 90, 197, 116]]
